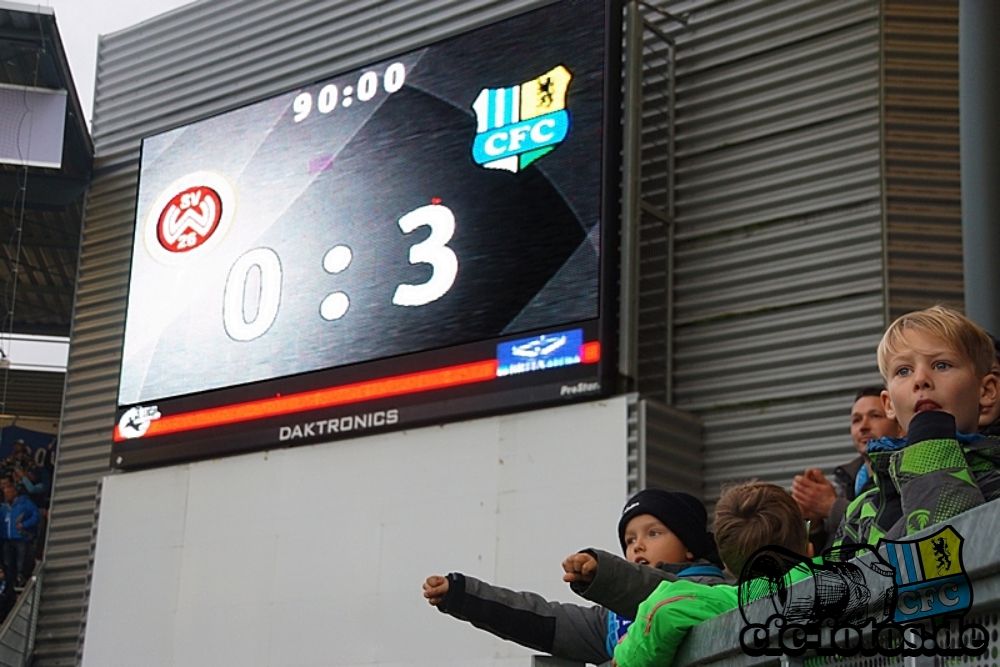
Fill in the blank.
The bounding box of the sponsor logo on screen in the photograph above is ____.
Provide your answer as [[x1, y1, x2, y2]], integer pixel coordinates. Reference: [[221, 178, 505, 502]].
[[143, 171, 236, 264], [496, 329, 583, 377], [471, 65, 572, 173], [118, 405, 162, 439]]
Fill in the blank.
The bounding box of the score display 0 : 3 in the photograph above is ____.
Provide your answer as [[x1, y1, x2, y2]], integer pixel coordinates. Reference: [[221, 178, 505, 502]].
[[222, 200, 459, 342]]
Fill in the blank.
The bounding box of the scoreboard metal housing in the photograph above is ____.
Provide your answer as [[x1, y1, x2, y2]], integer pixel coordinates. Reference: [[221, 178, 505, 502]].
[[112, 0, 623, 468]]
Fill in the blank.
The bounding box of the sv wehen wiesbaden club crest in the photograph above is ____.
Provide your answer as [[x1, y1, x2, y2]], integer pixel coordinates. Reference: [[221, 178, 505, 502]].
[[143, 171, 236, 263], [156, 186, 223, 252], [471, 65, 572, 173]]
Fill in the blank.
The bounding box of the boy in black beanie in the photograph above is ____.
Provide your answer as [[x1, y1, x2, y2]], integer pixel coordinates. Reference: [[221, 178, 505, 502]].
[[561, 489, 729, 626], [422, 489, 725, 665]]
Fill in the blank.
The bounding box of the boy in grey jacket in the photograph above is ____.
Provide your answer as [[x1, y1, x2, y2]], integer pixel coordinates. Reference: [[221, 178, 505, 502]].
[[422, 489, 727, 664]]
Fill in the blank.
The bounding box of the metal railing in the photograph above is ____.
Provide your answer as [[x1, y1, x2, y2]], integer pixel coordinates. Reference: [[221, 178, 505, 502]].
[[0, 564, 42, 667], [674, 501, 1000, 667], [531, 502, 1000, 667]]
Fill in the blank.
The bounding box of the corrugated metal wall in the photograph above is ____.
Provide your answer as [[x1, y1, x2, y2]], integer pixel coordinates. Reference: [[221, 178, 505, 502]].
[[38, 2, 562, 665], [35, 170, 135, 666], [647, 0, 888, 499], [638, 399, 704, 496], [643, 0, 962, 502], [883, 0, 963, 318]]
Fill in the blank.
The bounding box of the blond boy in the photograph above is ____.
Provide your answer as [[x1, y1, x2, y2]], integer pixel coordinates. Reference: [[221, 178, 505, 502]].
[[837, 306, 1000, 546]]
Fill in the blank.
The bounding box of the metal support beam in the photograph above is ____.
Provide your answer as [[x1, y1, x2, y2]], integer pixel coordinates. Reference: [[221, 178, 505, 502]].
[[619, 0, 644, 385], [959, 0, 1000, 333]]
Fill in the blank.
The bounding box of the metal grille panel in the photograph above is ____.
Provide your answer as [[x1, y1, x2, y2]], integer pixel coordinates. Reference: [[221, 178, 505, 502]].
[[883, 0, 964, 317], [650, 0, 886, 495]]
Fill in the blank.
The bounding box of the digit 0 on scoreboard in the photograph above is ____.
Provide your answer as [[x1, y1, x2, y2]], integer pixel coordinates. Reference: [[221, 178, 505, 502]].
[[114, 0, 622, 469]]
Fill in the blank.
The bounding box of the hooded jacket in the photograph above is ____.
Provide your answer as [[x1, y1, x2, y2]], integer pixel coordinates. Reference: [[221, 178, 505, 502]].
[[612, 556, 817, 667], [835, 410, 1000, 547], [612, 578, 738, 667], [808, 455, 873, 554]]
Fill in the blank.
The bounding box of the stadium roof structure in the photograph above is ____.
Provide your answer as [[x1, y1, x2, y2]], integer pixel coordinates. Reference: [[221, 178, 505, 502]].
[[0, 0, 92, 338], [0, 0, 92, 419]]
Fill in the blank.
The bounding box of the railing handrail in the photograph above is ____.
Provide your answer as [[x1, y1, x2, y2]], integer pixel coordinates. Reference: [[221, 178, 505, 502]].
[[0, 572, 38, 636], [674, 502, 1000, 667], [0, 560, 44, 667]]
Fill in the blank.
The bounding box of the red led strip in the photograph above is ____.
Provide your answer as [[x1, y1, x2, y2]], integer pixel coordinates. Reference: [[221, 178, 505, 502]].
[[115, 343, 601, 441]]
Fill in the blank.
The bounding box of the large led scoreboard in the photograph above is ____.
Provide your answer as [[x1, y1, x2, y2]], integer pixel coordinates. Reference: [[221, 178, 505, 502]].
[[112, 0, 623, 468]]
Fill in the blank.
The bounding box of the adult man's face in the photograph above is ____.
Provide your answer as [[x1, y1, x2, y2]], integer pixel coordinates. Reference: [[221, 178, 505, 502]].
[[850, 395, 902, 457]]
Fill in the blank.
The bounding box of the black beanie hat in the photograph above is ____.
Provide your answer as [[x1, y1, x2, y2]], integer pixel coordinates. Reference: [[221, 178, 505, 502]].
[[617, 489, 715, 562]]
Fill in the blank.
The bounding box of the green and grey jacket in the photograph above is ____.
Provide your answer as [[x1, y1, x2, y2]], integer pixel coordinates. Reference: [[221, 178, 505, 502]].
[[569, 550, 731, 620], [613, 579, 738, 667], [435, 559, 727, 664], [835, 410, 1000, 547]]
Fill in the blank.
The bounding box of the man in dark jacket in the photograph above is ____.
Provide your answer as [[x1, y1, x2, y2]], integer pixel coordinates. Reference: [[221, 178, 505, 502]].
[[422, 490, 727, 664], [792, 386, 902, 552]]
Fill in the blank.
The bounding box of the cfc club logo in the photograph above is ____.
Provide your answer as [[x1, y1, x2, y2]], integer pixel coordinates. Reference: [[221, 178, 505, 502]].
[[471, 65, 572, 173], [156, 186, 223, 252], [144, 171, 235, 263], [883, 525, 971, 624]]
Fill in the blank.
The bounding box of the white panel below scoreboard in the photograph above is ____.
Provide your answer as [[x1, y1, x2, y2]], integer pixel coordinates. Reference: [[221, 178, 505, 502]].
[[81, 396, 630, 667]]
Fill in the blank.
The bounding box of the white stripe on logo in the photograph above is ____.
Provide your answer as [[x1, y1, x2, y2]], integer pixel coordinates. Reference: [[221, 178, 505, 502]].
[[908, 543, 924, 581], [894, 543, 911, 584], [494, 88, 506, 129]]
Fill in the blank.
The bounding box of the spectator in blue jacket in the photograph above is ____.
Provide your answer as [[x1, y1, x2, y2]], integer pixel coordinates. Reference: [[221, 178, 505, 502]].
[[1, 477, 39, 587]]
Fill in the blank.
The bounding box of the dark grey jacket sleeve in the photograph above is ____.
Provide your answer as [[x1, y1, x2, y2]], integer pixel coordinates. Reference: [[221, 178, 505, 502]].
[[437, 572, 612, 664], [568, 549, 677, 620]]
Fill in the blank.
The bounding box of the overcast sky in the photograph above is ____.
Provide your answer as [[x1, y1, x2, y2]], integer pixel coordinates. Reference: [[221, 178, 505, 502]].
[[42, 0, 197, 125]]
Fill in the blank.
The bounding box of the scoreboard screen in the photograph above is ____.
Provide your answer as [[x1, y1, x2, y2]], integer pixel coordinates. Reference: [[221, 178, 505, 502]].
[[112, 0, 622, 468]]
